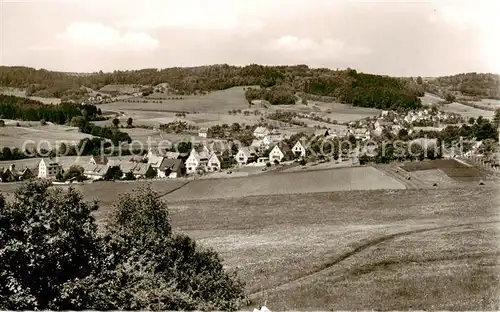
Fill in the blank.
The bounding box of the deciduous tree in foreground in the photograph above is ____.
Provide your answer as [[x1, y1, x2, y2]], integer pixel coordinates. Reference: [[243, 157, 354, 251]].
[[0, 181, 245, 310]]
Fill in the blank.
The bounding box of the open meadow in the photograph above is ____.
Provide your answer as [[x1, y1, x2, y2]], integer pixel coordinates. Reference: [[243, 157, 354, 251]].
[[96, 87, 381, 130], [0, 87, 61, 104], [0, 164, 499, 310], [168, 186, 500, 310], [163, 166, 406, 201], [440, 102, 495, 120], [0, 123, 93, 150]]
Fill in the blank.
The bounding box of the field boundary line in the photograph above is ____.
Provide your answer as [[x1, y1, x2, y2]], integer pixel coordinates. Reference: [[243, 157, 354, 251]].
[[248, 220, 500, 299], [156, 180, 193, 199]]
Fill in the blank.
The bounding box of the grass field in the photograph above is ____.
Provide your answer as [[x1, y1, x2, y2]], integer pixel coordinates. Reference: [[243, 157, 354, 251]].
[[420, 92, 445, 106], [440, 102, 495, 120], [167, 186, 500, 310], [401, 159, 495, 182], [0, 168, 498, 310], [96, 87, 379, 130], [163, 166, 405, 201], [0, 87, 61, 104], [99, 86, 249, 114]]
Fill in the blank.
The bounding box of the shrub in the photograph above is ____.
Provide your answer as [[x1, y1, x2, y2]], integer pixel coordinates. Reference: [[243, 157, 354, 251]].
[[0, 181, 246, 310]]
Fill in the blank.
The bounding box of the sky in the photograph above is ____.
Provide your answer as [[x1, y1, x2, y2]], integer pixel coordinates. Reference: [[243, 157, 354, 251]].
[[1, 0, 499, 76]]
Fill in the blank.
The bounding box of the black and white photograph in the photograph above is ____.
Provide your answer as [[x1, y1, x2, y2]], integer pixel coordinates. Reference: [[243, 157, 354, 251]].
[[0, 0, 499, 310]]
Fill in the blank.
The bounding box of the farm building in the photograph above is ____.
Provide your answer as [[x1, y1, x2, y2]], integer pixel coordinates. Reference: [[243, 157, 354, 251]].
[[158, 158, 185, 178], [38, 159, 62, 179]]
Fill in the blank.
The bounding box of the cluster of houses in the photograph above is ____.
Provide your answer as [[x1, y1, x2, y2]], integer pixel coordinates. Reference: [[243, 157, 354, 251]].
[[337, 108, 461, 141], [402, 109, 459, 124]]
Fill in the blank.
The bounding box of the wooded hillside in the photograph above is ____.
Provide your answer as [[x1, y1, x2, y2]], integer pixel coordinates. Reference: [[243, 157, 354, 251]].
[[425, 72, 500, 99], [1, 65, 425, 109]]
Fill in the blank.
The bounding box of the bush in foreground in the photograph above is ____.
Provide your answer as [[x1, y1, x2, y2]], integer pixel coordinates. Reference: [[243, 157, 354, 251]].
[[0, 181, 245, 310]]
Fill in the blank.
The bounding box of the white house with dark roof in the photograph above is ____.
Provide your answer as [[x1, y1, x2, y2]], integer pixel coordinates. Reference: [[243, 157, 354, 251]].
[[292, 140, 306, 157], [185, 148, 201, 174], [236, 147, 252, 165], [207, 153, 221, 171], [269, 143, 291, 163]]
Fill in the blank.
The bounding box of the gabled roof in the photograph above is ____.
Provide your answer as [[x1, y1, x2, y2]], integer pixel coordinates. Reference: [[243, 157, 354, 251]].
[[90, 155, 109, 165], [159, 158, 184, 171], [207, 153, 220, 163], [293, 140, 305, 149], [39, 158, 61, 167], [131, 163, 152, 175], [251, 139, 263, 148], [253, 126, 269, 134], [238, 147, 252, 158], [186, 150, 201, 163], [83, 164, 110, 176], [164, 152, 180, 159], [272, 142, 291, 153], [147, 154, 164, 167]]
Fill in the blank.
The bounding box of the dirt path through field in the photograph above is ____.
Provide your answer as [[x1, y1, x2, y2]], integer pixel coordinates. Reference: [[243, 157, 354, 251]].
[[248, 219, 500, 300]]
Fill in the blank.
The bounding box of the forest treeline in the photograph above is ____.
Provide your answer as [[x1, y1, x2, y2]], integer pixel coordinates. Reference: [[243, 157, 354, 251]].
[[0, 95, 102, 124], [1, 65, 424, 109], [425, 72, 500, 99]]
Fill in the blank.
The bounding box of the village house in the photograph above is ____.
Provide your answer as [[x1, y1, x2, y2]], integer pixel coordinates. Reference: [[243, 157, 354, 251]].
[[207, 153, 221, 171], [158, 158, 185, 178], [185, 148, 201, 174], [292, 140, 306, 157], [253, 126, 270, 139], [0, 166, 17, 182], [147, 154, 164, 169], [236, 147, 253, 165], [269, 142, 291, 163], [83, 163, 111, 180], [38, 159, 62, 179], [128, 163, 156, 179], [0, 165, 35, 182], [352, 128, 371, 141]]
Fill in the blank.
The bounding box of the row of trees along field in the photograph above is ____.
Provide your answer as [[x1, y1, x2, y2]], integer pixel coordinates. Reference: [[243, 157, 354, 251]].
[[0, 94, 102, 124], [425, 72, 500, 99], [0, 182, 245, 310], [1, 65, 423, 109]]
